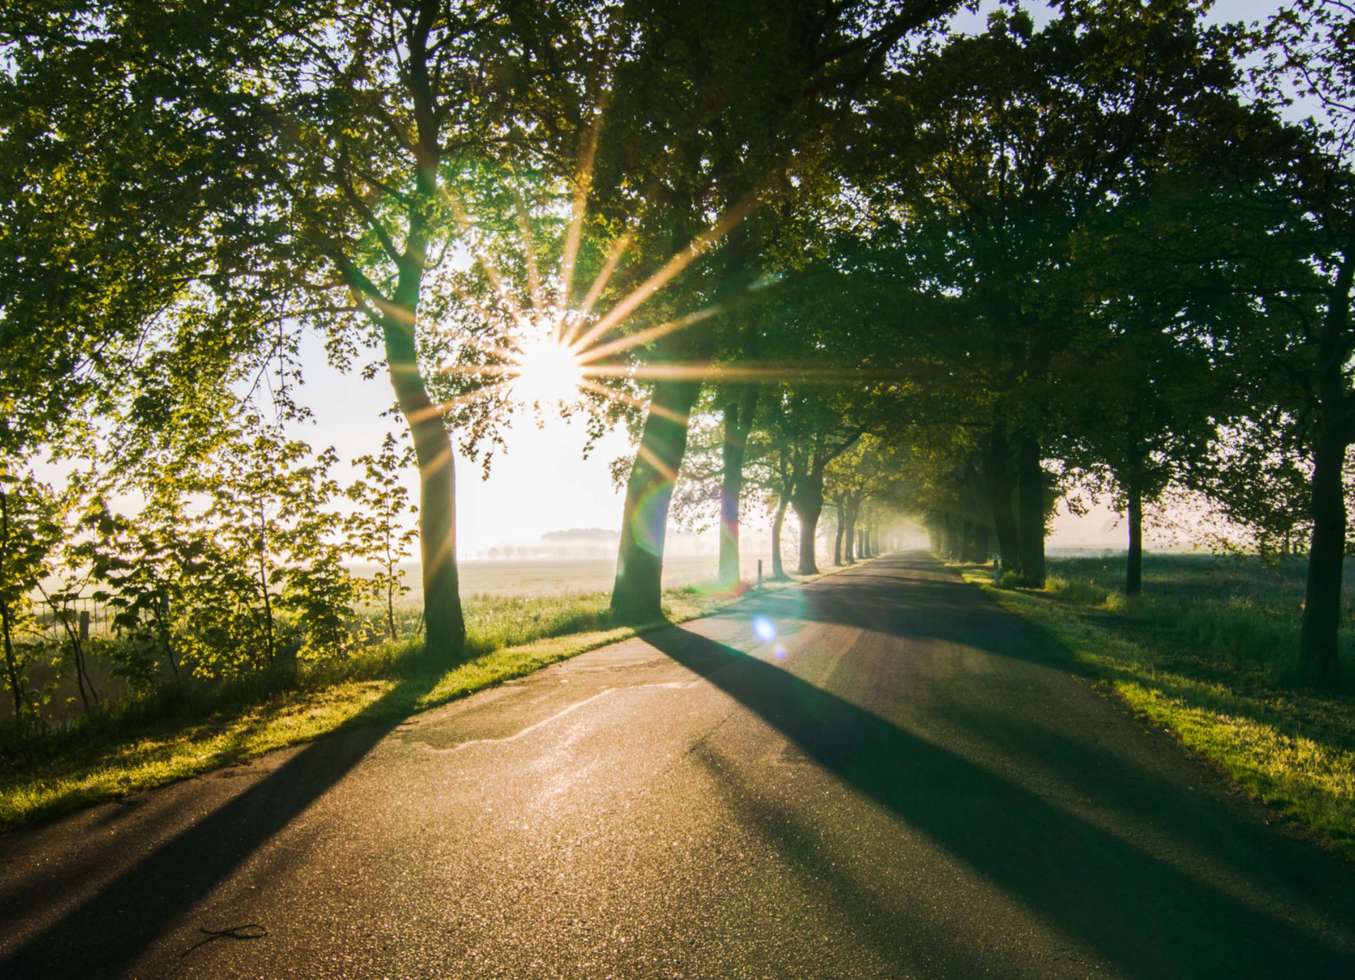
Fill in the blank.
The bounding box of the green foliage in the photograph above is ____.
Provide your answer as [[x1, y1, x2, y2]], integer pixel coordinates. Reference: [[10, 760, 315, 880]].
[[346, 432, 418, 640], [0, 469, 61, 722]]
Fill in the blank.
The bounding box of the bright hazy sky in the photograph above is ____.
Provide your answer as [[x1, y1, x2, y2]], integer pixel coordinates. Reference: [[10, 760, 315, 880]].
[[288, 0, 1295, 558]]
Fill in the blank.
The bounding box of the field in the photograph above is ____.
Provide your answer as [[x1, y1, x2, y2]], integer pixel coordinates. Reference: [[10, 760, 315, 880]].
[[969, 553, 1355, 855], [406, 553, 780, 598]]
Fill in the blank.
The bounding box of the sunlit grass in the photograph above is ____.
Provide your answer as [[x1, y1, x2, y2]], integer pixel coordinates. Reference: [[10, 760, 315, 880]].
[[958, 555, 1355, 856], [0, 573, 822, 832]]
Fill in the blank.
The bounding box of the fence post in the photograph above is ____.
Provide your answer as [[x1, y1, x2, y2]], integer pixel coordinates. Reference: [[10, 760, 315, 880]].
[[79, 610, 90, 643]]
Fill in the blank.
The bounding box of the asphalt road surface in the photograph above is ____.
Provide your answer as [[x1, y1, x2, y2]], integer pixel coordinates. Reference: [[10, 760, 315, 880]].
[[4, 554, 1355, 978]]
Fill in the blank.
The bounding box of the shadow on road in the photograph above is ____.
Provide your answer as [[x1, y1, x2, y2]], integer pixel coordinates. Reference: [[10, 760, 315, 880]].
[[0, 667, 444, 978], [642, 560, 1355, 978]]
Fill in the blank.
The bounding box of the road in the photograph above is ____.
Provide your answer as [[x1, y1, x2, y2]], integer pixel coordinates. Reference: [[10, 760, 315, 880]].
[[3, 554, 1354, 978]]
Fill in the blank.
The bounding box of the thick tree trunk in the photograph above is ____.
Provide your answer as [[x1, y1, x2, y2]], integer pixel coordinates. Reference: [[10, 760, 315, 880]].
[[384, 312, 466, 660], [790, 469, 824, 575], [1126, 480, 1143, 597], [844, 502, 858, 563], [1298, 420, 1346, 687], [967, 521, 990, 563], [985, 425, 1020, 571], [1016, 433, 1046, 587], [612, 378, 703, 621], [1297, 256, 1353, 687], [770, 494, 790, 579], [833, 499, 845, 565], [717, 386, 757, 587]]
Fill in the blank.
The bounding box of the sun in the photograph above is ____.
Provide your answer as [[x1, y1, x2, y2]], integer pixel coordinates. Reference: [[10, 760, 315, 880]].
[[510, 330, 584, 407]]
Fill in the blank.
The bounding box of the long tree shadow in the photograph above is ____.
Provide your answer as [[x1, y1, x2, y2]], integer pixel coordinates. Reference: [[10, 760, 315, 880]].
[[0, 666, 445, 978], [641, 622, 1355, 978]]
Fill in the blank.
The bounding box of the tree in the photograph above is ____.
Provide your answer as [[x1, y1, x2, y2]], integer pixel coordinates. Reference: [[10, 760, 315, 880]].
[[599, 0, 964, 621], [1254, 0, 1355, 685], [0, 469, 61, 724], [348, 433, 419, 641], [853, 1, 1253, 586]]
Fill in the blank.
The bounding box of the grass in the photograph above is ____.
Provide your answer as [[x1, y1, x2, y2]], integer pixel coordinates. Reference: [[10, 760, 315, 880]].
[[0, 573, 825, 833], [959, 554, 1355, 856]]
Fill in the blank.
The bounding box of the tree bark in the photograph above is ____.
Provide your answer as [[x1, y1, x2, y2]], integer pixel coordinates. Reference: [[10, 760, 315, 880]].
[[790, 468, 824, 575], [611, 378, 704, 620], [381, 20, 466, 661], [770, 494, 790, 580], [384, 309, 466, 659], [1016, 433, 1046, 586], [1298, 417, 1347, 687], [833, 498, 845, 565], [968, 521, 990, 563], [844, 499, 858, 563], [0, 488, 24, 723], [985, 423, 1020, 571], [717, 386, 757, 587], [1297, 251, 1354, 687], [1126, 479, 1143, 597]]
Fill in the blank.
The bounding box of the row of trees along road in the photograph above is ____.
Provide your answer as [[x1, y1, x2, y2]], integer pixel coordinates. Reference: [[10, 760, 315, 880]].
[[2, 0, 1354, 694]]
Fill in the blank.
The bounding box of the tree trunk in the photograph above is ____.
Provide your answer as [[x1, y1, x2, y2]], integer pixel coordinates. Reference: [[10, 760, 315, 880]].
[[384, 310, 467, 660], [833, 499, 845, 565], [0, 488, 23, 723], [1126, 480, 1143, 597], [717, 386, 757, 588], [985, 424, 1020, 571], [770, 494, 790, 579], [1298, 419, 1346, 687], [970, 522, 990, 563], [1017, 433, 1046, 587], [611, 378, 703, 620], [1, 596, 20, 724], [844, 501, 858, 563], [790, 469, 824, 575]]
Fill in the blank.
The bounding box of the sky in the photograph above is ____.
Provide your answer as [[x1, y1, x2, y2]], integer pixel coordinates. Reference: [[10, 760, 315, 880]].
[[287, 0, 1298, 559]]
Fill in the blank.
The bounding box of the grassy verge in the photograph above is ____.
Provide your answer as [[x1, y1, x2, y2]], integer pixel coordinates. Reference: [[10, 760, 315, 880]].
[[0, 571, 828, 833], [957, 555, 1355, 856]]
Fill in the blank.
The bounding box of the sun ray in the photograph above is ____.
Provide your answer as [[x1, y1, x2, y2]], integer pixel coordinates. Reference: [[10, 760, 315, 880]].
[[406, 381, 514, 424], [579, 361, 920, 383], [577, 378, 689, 424], [575, 305, 723, 365], [512, 186, 546, 314], [440, 185, 526, 325], [566, 232, 634, 344], [571, 193, 760, 353], [559, 110, 604, 318], [636, 441, 678, 482]]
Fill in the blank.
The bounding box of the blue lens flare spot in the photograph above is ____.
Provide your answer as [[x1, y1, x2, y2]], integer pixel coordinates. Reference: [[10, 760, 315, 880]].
[[752, 616, 776, 643], [773, 643, 788, 661]]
